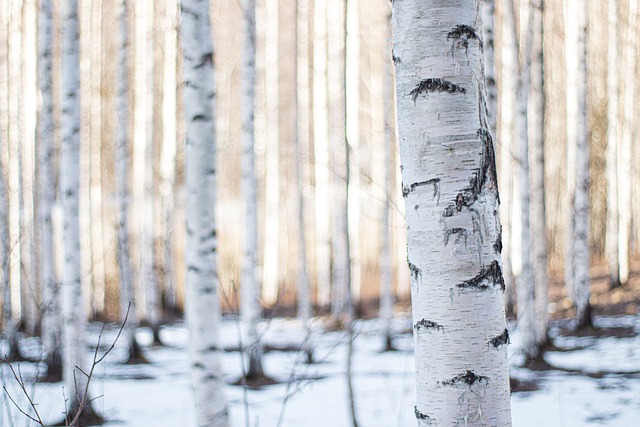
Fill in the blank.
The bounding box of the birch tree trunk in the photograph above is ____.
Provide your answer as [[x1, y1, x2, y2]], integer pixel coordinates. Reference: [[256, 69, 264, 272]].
[[571, 0, 591, 328], [296, 0, 312, 324], [530, 0, 550, 349], [392, 1, 512, 424], [482, 0, 497, 139], [618, 0, 636, 288], [38, 0, 62, 378], [328, 0, 350, 326], [179, 0, 229, 424], [61, 0, 96, 415], [116, 0, 143, 363], [605, 0, 620, 289], [240, 0, 265, 380]]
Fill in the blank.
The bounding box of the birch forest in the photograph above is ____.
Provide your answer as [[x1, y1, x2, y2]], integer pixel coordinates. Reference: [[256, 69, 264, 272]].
[[0, 0, 640, 426]]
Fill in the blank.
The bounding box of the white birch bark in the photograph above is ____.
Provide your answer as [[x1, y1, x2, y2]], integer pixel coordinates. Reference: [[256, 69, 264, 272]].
[[328, 0, 349, 325], [605, 0, 619, 288], [116, 0, 141, 361], [563, 0, 578, 300], [392, 1, 512, 424], [509, 0, 537, 361], [296, 0, 312, 324], [89, 0, 106, 317], [179, 0, 229, 424], [618, 0, 636, 287], [38, 0, 62, 376], [160, 0, 179, 312], [262, 0, 280, 306], [240, 0, 264, 379], [313, 0, 332, 308], [530, 0, 549, 348], [571, 0, 591, 328], [61, 0, 91, 408], [482, 0, 497, 139]]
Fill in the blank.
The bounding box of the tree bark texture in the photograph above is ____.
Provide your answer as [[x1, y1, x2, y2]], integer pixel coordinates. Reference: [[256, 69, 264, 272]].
[[179, 0, 229, 425], [392, 1, 512, 424]]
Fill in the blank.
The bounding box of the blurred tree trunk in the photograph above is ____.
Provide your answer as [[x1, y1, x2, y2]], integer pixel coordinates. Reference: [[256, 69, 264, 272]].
[[567, 0, 591, 328], [483, 0, 498, 139], [328, 0, 349, 326], [240, 0, 266, 380], [38, 0, 62, 378], [179, 0, 229, 424], [530, 0, 550, 349], [392, 0, 512, 423], [160, 0, 179, 313], [116, 0, 143, 364], [61, 0, 98, 416], [619, 0, 636, 287]]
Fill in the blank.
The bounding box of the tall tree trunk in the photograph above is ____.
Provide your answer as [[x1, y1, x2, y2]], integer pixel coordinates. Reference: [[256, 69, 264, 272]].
[[530, 0, 550, 349], [160, 0, 179, 313], [38, 0, 62, 378], [619, 0, 636, 287], [570, 0, 591, 328], [262, 0, 280, 306], [116, 0, 143, 364], [179, 0, 229, 424], [392, 1, 512, 424], [328, 0, 349, 326], [61, 0, 97, 416], [482, 0, 497, 139], [240, 0, 265, 380], [605, 0, 620, 289], [313, 0, 331, 309]]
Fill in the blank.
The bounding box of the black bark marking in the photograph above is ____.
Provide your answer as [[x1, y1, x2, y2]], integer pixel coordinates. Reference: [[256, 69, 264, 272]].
[[414, 319, 444, 332], [402, 178, 440, 204], [392, 51, 401, 64], [489, 329, 510, 348], [442, 128, 500, 216], [408, 78, 466, 104], [414, 407, 434, 423], [447, 25, 482, 56], [455, 260, 505, 292], [494, 228, 503, 254], [188, 265, 200, 273], [444, 227, 467, 246], [192, 114, 208, 122], [408, 262, 422, 283], [441, 370, 488, 387]]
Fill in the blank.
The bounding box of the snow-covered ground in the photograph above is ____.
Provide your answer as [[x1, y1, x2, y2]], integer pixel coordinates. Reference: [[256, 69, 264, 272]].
[[2, 315, 640, 426]]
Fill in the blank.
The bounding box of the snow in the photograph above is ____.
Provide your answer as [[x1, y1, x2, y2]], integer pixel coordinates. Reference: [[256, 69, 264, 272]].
[[2, 315, 640, 426]]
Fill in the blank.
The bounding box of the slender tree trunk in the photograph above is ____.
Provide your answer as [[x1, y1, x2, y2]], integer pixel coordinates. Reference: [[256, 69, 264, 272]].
[[328, 0, 349, 326], [116, 0, 143, 364], [530, 0, 550, 349], [61, 0, 97, 416], [482, 0, 497, 139], [240, 0, 265, 380], [179, 0, 229, 424], [605, 0, 620, 289], [619, 0, 636, 287], [160, 0, 179, 313], [571, 0, 591, 328], [38, 0, 62, 378], [392, 1, 512, 424]]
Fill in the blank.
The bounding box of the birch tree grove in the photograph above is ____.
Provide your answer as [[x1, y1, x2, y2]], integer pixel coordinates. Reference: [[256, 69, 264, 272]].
[[392, 1, 512, 424], [179, 0, 229, 424]]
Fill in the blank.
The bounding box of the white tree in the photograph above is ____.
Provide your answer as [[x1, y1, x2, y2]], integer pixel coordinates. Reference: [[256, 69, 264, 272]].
[[61, 0, 99, 419], [240, 0, 265, 381], [116, 0, 143, 363], [38, 0, 62, 377], [566, 0, 591, 328], [179, 0, 229, 424], [482, 0, 497, 139], [392, 1, 512, 424]]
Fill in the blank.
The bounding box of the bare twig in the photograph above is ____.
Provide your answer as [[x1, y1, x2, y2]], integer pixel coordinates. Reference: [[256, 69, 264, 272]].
[[2, 363, 45, 425]]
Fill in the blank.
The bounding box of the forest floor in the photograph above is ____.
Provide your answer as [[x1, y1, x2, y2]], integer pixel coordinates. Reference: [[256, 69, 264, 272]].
[[1, 261, 640, 426]]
